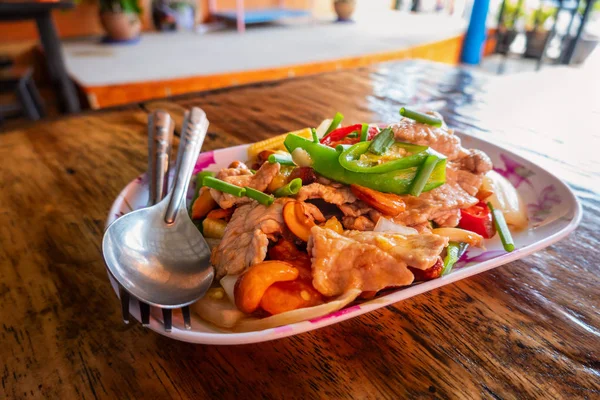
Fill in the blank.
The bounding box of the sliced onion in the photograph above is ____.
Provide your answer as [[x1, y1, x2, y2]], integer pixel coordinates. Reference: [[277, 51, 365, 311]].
[[219, 274, 240, 303], [234, 289, 361, 332], [191, 294, 246, 329], [315, 118, 333, 139], [482, 171, 528, 229], [374, 217, 418, 235], [432, 227, 484, 247], [291, 148, 313, 167]]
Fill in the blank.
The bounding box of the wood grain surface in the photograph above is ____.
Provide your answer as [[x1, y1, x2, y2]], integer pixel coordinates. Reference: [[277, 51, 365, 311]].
[[0, 60, 598, 399]]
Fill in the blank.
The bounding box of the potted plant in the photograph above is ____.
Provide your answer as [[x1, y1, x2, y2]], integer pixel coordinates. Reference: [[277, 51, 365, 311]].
[[561, 1, 600, 64], [152, 0, 196, 32], [333, 0, 356, 22], [524, 7, 555, 58], [496, 1, 524, 54], [99, 0, 142, 42]]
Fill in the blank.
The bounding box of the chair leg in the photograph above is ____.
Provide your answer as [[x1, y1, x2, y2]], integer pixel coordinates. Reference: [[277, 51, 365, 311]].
[[25, 77, 46, 118], [16, 78, 41, 121]]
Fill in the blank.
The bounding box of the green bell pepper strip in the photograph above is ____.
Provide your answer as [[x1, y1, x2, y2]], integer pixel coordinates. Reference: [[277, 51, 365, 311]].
[[268, 153, 296, 166], [244, 187, 274, 206], [335, 144, 352, 154], [284, 134, 446, 195], [409, 154, 440, 197], [338, 141, 435, 174], [273, 178, 303, 197], [400, 107, 443, 127], [441, 242, 469, 276]]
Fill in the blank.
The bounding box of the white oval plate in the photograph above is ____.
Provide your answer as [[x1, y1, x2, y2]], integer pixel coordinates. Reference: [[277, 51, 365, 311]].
[[106, 132, 582, 345]]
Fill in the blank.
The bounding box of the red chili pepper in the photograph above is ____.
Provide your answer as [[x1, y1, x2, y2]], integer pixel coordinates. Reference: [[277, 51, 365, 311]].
[[458, 202, 496, 239], [320, 124, 379, 147]]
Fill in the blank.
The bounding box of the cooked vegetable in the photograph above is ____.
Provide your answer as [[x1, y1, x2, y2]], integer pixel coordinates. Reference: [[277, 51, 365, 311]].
[[247, 127, 313, 161], [359, 123, 369, 142], [432, 227, 484, 247], [324, 112, 344, 135], [202, 218, 228, 239], [273, 178, 303, 197], [368, 127, 395, 155], [291, 148, 313, 167], [339, 141, 433, 174], [268, 153, 296, 166], [219, 274, 239, 302], [373, 217, 419, 235], [488, 202, 515, 252], [206, 208, 234, 221], [400, 107, 443, 128], [350, 184, 406, 216], [191, 291, 246, 328], [268, 240, 312, 276], [234, 289, 361, 332], [320, 124, 379, 147], [233, 261, 299, 313], [288, 166, 317, 185], [244, 187, 274, 206], [410, 258, 444, 281], [311, 128, 319, 143], [458, 202, 495, 238], [285, 134, 446, 195], [191, 188, 217, 220], [409, 155, 440, 197], [282, 201, 317, 241], [260, 280, 324, 315], [203, 176, 246, 197], [340, 141, 438, 175], [441, 242, 469, 276], [321, 216, 344, 234], [190, 171, 216, 207], [482, 171, 528, 229], [267, 166, 293, 192]]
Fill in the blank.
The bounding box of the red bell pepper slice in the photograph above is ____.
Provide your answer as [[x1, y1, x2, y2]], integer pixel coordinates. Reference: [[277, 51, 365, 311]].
[[458, 202, 496, 239], [320, 124, 379, 147]]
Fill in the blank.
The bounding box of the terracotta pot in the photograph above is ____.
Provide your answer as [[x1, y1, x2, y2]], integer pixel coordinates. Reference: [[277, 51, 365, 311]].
[[100, 11, 141, 41], [334, 1, 355, 21]]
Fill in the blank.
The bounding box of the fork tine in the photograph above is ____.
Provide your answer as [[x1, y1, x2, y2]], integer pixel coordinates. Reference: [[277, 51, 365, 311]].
[[140, 302, 150, 326], [181, 306, 191, 330], [119, 286, 130, 324], [163, 309, 172, 332]]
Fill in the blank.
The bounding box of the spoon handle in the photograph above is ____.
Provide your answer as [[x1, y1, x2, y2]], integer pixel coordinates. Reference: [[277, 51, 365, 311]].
[[164, 107, 209, 224], [147, 110, 174, 206]]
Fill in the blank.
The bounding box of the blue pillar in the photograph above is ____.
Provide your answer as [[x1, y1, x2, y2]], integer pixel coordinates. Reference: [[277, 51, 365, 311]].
[[461, 0, 491, 64]]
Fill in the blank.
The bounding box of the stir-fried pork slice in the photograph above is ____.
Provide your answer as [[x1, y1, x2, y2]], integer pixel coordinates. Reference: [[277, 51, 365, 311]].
[[338, 201, 371, 217], [390, 114, 466, 160], [342, 231, 448, 270], [210, 162, 280, 209], [391, 115, 492, 172], [308, 226, 414, 296], [342, 216, 375, 231], [211, 198, 291, 278], [296, 183, 356, 205]]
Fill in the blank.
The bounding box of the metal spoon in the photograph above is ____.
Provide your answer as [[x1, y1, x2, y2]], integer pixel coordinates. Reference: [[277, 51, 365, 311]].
[[120, 109, 175, 325], [103, 107, 214, 310]]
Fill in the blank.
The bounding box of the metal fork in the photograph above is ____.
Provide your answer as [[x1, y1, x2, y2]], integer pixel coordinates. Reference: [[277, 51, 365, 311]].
[[119, 109, 192, 331]]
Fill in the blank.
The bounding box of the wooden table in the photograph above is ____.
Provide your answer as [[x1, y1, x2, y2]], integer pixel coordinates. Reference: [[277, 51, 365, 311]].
[[1, 60, 598, 399], [0, 0, 81, 114]]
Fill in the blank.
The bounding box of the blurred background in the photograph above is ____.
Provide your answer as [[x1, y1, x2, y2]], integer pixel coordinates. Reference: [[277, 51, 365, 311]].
[[0, 0, 598, 130]]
